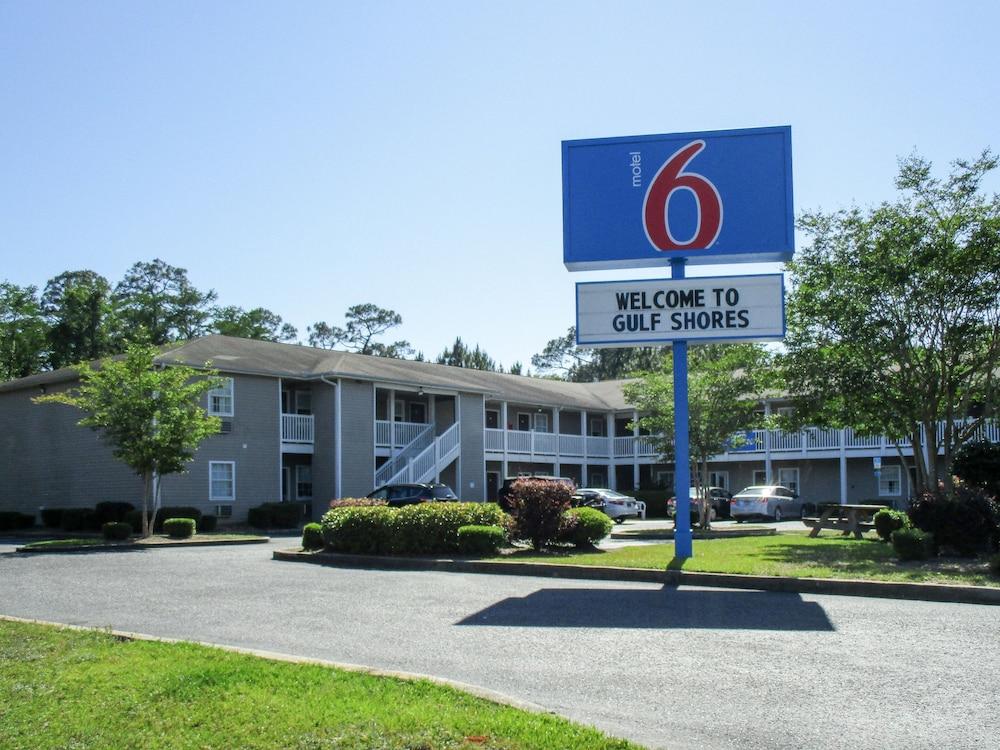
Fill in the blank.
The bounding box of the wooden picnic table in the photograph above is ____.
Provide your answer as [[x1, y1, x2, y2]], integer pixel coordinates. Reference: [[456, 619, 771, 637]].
[[803, 503, 885, 539]]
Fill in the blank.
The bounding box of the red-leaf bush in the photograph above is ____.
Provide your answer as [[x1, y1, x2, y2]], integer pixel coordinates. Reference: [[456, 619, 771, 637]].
[[505, 478, 573, 550]]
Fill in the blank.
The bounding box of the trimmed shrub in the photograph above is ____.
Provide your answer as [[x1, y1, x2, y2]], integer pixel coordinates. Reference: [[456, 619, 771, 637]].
[[101, 522, 132, 541], [60, 507, 99, 532], [560, 507, 613, 548], [457, 525, 506, 555], [989, 553, 1000, 578], [320, 502, 512, 556], [908, 488, 999, 556], [199, 515, 218, 532], [505, 478, 573, 550], [301, 522, 324, 550], [41, 508, 67, 528], [321, 505, 397, 554], [94, 501, 135, 524], [329, 497, 388, 509], [163, 518, 196, 539], [247, 502, 307, 529], [892, 528, 934, 561], [874, 508, 910, 542], [153, 506, 203, 532], [0, 512, 34, 531]]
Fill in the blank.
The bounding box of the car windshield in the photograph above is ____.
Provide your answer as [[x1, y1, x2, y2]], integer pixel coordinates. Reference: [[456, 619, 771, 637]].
[[431, 486, 456, 499], [599, 490, 627, 499], [736, 487, 769, 496]]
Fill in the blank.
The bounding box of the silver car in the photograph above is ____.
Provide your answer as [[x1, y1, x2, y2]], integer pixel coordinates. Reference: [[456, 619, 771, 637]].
[[730, 485, 803, 522], [574, 488, 644, 524]]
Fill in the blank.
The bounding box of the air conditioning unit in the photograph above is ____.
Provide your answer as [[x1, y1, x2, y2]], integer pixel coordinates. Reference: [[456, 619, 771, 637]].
[[215, 505, 233, 518], [219, 420, 233, 434]]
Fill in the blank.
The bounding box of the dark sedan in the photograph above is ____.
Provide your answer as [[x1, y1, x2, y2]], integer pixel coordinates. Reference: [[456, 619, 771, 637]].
[[367, 483, 458, 507]]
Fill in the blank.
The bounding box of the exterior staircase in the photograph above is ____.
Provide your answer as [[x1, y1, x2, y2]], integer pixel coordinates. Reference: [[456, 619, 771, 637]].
[[379, 422, 461, 486]]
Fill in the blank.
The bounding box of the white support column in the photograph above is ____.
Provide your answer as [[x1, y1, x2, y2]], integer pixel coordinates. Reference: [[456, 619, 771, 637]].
[[388, 389, 396, 457], [606, 413, 616, 491], [632, 409, 640, 491], [581, 409, 588, 488], [839, 427, 848, 505], [764, 401, 773, 483], [553, 408, 561, 478]]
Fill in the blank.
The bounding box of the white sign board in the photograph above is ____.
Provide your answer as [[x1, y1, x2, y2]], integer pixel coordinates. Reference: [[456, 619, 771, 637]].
[[576, 274, 785, 347]]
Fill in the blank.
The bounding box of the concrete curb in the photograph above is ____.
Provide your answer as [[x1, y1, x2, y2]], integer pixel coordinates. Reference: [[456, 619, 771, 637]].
[[16, 536, 269, 554], [610, 528, 776, 540], [0, 614, 551, 716], [273, 549, 1000, 606]]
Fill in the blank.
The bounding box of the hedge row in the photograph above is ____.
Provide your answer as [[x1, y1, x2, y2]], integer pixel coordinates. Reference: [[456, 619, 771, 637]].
[[248, 502, 309, 529], [321, 502, 511, 555]]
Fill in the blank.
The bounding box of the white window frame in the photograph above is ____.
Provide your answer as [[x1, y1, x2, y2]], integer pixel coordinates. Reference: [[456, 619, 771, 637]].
[[879, 465, 902, 496], [532, 412, 549, 433], [295, 464, 313, 500], [589, 418, 605, 437], [209, 461, 236, 501], [709, 471, 729, 490], [393, 398, 405, 422], [753, 469, 768, 485], [208, 377, 234, 417], [777, 467, 799, 494]]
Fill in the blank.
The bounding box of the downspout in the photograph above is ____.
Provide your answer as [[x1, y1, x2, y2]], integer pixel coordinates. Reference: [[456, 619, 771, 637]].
[[320, 376, 342, 500]]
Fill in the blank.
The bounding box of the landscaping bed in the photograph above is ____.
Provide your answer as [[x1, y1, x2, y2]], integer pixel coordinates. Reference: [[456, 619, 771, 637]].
[[0, 619, 638, 750]]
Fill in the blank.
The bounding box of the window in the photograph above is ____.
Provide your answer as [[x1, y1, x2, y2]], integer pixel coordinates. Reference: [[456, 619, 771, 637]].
[[295, 390, 312, 415], [393, 399, 405, 422], [589, 472, 604, 487], [209, 461, 235, 501], [709, 471, 729, 490], [533, 413, 549, 432], [655, 470, 674, 489], [208, 378, 234, 417], [753, 470, 768, 485], [589, 418, 605, 437], [879, 465, 902, 496], [777, 467, 799, 493], [295, 464, 313, 500]]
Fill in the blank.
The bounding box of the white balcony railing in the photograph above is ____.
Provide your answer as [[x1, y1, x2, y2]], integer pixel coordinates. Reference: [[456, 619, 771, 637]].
[[281, 414, 314, 443], [375, 420, 431, 448]]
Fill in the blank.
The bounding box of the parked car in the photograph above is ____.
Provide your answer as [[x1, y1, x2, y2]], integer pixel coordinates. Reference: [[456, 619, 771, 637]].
[[573, 488, 644, 524], [367, 483, 458, 507], [730, 485, 803, 522], [497, 475, 576, 508], [667, 486, 732, 522]]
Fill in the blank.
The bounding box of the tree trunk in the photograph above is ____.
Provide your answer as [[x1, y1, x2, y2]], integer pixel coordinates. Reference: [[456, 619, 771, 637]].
[[141, 471, 152, 538]]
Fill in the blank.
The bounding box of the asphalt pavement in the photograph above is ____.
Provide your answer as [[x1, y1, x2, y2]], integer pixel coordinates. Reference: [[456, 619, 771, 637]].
[[1, 536, 997, 750]]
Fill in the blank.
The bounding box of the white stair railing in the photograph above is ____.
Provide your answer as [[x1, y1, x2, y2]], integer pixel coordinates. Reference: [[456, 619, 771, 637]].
[[375, 423, 434, 487]]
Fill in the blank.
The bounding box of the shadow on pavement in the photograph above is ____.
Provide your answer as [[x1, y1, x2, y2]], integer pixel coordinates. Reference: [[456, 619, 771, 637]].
[[456, 586, 834, 631]]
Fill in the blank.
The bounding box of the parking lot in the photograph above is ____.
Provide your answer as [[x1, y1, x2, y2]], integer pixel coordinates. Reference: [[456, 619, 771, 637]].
[[2, 537, 998, 750]]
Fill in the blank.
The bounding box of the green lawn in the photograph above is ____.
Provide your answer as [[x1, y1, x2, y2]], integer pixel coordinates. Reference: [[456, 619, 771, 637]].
[[494, 532, 999, 587], [20, 533, 265, 550], [0, 620, 640, 750]]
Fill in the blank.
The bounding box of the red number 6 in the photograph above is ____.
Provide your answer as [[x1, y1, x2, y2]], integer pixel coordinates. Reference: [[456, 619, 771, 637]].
[[642, 140, 723, 252]]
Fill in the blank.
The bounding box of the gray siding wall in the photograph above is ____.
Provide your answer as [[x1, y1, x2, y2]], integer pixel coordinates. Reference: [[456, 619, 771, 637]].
[[458, 392, 485, 501], [310, 381, 337, 519], [0, 385, 144, 517], [160, 374, 280, 520], [339, 380, 375, 498]]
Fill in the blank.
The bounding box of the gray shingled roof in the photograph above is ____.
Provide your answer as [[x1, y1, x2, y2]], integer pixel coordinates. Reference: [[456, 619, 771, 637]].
[[1, 335, 635, 411]]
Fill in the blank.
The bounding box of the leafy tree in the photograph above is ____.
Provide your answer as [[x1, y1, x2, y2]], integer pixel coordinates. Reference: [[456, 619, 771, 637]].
[[508, 361, 524, 376], [624, 344, 770, 528], [113, 259, 217, 345], [782, 151, 1000, 495], [532, 326, 663, 381], [212, 305, 298, 342], [308, 303, 412, 358], [436, 336, 499, 371], [41, 270, 115, 369], [0, 282, 47, 380], [34, 344, 221, 536]]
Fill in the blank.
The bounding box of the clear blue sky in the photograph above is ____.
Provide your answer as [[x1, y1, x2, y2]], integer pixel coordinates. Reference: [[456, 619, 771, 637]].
[[2, 1, 998, 368]]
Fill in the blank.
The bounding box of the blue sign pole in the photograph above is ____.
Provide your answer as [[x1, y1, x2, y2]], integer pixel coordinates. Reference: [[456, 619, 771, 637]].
[[671, 258, 693, 558]]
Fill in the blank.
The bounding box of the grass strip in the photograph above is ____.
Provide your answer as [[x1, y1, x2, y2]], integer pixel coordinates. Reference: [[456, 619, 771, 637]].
[[494, 532, 999, 587], [21, 534, 265, 550], [0, 620, 640, 750]]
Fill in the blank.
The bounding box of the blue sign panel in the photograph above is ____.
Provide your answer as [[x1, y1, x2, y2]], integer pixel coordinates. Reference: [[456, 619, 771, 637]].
[[562, 126, 793, 270]]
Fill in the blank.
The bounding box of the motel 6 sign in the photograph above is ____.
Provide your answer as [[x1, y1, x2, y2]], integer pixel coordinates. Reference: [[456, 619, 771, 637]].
[[562, 126, 794, 270]]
